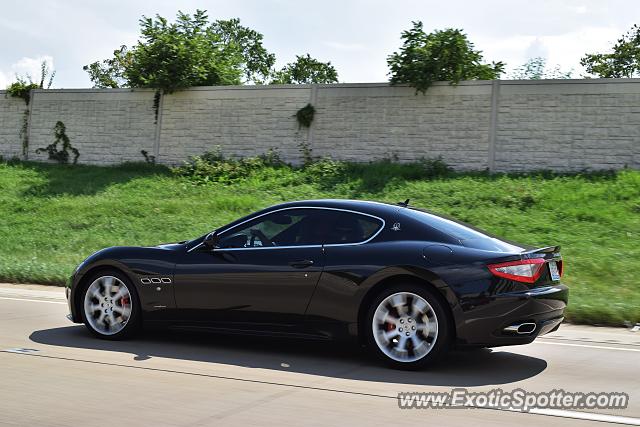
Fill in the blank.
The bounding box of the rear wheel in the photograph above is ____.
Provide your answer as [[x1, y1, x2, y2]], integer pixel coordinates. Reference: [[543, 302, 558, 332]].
[[366, 284, 451, 369], [81, 271, 140, 339]]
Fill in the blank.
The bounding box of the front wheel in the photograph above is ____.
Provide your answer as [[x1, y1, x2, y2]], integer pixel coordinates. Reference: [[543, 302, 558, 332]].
[[366, 284, 451, 369], [81, 271, 140, 339]]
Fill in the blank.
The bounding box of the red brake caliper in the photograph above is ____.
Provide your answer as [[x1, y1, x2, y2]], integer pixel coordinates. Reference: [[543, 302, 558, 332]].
[[120, 296, 130, 319]]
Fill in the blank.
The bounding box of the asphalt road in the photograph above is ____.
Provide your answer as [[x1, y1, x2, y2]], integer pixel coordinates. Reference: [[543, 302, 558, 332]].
[[0, 283, 638, 427]]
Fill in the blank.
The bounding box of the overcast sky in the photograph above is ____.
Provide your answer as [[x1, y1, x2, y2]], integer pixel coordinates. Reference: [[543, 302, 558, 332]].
[[1, 0, 638, 88]]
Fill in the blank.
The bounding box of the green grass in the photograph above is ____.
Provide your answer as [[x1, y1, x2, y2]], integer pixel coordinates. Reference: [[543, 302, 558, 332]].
[[1, 159, 638, 326]]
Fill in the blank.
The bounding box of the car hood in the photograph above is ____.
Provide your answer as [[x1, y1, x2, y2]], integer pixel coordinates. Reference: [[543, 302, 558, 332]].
[[154, 241, 187, 251]]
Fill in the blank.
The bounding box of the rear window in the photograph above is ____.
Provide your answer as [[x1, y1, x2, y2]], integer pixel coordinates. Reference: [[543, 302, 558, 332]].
[[404, 209, 524, 252], [325, 212, 383, 245]]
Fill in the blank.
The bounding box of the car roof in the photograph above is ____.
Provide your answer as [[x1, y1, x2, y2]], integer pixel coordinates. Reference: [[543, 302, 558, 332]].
[[263, 199, 403, 217], [210, 199, 405, 237]]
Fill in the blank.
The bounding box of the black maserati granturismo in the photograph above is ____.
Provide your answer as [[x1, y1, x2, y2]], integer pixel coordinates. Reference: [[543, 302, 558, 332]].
[[66, 199, 568, 369]]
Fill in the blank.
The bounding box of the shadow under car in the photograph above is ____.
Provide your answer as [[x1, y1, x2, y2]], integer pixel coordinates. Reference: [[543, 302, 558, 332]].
[[29, 325, 547, 387]]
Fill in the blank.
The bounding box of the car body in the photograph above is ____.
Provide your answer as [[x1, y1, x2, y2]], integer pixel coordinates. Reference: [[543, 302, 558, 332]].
[[66, 199, 568, 368]]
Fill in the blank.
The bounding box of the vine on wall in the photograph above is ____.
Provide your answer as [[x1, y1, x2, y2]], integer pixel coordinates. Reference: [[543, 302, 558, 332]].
[[6, 61, 56, 159], [295, 103, 315, 128], [141, 149, 156, 164], [295, 103, 316, 165], [19, 110, 30, 158], [36, 121, 79, 164], [153, 90, 161, 124], [7, 81, 37, 158]]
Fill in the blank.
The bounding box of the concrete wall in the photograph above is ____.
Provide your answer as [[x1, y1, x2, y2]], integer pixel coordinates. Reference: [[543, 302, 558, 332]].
[[495, 80, 640, 172], [0, 91, 27, 160], [27, 89, 157, 165], [313, 83, 492, 170], [159, 86, 310, 164], [1, 80, 639, 171]]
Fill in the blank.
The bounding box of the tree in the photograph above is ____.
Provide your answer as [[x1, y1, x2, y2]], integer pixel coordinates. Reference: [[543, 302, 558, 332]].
[[387, 21, 504, 93], [509, 57, 573, 80], [581, 24, 640, 78], [271, 54, 339, 84], [83, 10, 276, 92], [212, 18, 276, 84], [83, 46, 130, 88]]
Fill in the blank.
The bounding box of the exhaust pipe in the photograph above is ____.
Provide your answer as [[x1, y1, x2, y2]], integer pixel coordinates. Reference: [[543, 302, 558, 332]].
[[504, 322, 537, 335]]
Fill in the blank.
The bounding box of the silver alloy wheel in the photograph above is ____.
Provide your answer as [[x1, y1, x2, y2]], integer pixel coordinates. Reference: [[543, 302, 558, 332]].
[[83, 276, 132, 336], [372, 291, 439, 363]]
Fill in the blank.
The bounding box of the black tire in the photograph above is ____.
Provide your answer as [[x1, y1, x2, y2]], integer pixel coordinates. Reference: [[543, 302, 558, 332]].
[[365, 283, 452, 370], [80, 269, 141, 340]]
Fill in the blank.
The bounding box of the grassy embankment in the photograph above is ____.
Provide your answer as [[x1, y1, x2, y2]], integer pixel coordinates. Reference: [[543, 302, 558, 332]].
[[1, 158, 638, 325]]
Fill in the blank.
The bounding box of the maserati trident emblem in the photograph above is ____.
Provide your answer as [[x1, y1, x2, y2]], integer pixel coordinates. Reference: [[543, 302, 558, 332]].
[[392, 222, 401, 231]]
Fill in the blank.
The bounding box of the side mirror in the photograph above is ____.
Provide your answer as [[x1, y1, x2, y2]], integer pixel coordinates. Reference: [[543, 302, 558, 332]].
[[203, 232, 220, 249]]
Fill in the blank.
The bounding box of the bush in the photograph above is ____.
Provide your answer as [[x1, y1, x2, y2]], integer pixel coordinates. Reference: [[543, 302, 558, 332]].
[[6, 61, 56, 104], [420, 156, 453, 177], [173, 149, 285, 184], [174, 150, 456, 187], [303, 158, 347, 182], [6, 80, 40, 104]]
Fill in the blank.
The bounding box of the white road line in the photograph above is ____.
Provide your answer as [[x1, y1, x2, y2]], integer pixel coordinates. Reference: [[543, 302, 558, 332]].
[[483, 406, 640, 426], [528, 408, 640, 426], [0, 296, 66, 305], [540, 337, 640, 348], [2, 350, 639, 425], [536, 340, 640, 353]]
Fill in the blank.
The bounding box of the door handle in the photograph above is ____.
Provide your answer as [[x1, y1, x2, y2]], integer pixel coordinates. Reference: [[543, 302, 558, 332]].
[[289, 259, 314, 268]]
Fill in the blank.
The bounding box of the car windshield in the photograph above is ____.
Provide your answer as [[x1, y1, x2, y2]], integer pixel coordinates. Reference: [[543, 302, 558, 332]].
[[404, 208, 525, 252]]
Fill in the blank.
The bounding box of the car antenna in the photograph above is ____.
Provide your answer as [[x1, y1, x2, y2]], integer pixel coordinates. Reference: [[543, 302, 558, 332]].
[[397, 198, 410, 207]]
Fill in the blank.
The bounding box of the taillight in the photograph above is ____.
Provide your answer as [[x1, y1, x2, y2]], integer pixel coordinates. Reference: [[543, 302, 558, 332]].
[[557, 260, 564, 277], [487, 258, 546, 284]]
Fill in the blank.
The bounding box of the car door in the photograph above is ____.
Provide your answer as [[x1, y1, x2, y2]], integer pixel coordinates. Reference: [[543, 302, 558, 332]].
[[305, 211, 387, 329], [173, 208, 339, 330]]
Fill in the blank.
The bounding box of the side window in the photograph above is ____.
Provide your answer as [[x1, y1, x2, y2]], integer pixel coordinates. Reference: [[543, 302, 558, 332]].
[[325, 212, 383, 245], [217, 209, 339, 248]]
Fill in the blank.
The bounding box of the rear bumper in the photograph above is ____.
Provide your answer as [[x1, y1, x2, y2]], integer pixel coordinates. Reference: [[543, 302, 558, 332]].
[[455, 284, 568, 348]]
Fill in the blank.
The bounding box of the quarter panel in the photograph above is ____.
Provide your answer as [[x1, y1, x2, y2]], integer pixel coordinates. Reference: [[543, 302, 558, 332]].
[[305, 241, 458, 340]]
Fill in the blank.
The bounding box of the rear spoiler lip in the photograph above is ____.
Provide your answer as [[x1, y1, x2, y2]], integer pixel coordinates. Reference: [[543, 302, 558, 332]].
[[521, 245, 561, 257], [482, 245, 561, 264]]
